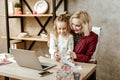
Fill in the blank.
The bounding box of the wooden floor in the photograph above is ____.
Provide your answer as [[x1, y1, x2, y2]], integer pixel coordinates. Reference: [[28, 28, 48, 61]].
[[0, 75, 18, 80]]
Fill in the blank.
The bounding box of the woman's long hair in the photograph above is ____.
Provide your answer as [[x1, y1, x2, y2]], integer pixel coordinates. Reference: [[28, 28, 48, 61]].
[[70, 10, 92, 36]]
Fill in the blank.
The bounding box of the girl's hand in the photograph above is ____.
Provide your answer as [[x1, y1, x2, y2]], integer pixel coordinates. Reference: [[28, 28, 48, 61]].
[[69, 52, 77, 59], [72, 61, 78, 65], [54, 53, 61, 62]]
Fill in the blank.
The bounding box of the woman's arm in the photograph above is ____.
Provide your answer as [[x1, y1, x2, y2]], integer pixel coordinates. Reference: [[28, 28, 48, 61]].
[[75, 36, 98, 62]]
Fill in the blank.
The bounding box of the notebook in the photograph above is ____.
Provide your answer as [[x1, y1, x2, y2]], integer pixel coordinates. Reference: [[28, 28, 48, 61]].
[[10, 49, 56, 71]]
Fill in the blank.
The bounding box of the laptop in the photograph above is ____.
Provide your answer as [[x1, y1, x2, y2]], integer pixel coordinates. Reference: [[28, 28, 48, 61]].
[[10, 49, 56, 71]]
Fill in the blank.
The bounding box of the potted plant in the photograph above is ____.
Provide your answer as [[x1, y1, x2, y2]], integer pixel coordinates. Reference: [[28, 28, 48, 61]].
[[14, 2, 22, 14]]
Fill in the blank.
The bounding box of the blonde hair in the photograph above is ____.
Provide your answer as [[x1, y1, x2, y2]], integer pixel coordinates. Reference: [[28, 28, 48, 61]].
[[51, 14, 70, 38], [70, 10, 92, 36]]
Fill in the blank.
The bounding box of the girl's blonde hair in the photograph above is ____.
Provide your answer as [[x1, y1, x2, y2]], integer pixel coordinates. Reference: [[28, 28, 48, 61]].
[[70, 10, 92, 36], [51, 14, 70, 37]]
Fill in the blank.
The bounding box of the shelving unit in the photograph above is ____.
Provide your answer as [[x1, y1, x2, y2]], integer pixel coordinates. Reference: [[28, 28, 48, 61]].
[[5, 0, 68, 53], [2, 35, 48, 42]]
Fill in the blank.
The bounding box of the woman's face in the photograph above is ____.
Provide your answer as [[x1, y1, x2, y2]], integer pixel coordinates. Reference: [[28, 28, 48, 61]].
[[56, 21, 67, 36], [72, 18, 82, 34]]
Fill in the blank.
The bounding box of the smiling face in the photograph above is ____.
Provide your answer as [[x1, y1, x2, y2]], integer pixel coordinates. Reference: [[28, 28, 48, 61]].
[[56, 21, 68, 36], [72, 18, 83, 34]]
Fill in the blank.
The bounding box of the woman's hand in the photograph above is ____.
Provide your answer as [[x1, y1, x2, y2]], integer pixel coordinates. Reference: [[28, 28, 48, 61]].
[[54, 52, 61, 62], [69, 52, 77, 59]]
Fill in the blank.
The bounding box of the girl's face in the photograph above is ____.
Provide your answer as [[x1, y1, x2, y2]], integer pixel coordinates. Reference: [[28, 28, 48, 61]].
[[56, 21, 68, 36], [72, 18, 82, 34]]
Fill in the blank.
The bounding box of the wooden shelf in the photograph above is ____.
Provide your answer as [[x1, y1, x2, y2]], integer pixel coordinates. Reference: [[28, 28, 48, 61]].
[[8, 14, 53, 17], [2, 35, 48, 42], [8, 13, 71, 17]]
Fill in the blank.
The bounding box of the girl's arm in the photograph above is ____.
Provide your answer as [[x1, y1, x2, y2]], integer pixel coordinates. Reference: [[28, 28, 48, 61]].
[[49, 34, 58, 59], [67, 35, 74, 53], [66, 35, 74, 60]]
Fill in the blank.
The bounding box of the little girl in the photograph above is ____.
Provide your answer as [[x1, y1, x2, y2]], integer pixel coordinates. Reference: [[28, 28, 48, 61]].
[[49, 14, 74, 62]]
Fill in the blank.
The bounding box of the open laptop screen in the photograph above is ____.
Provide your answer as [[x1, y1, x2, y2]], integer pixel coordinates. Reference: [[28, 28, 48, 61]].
[[10, 49, 56, 71]]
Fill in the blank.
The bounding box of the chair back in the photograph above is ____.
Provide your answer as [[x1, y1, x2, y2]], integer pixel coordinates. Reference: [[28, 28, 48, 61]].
[[90, 27, 101, 63]]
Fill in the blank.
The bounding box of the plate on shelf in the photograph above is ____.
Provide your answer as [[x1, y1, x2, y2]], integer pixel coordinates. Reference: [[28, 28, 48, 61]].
[[34, 0, 48, 14]]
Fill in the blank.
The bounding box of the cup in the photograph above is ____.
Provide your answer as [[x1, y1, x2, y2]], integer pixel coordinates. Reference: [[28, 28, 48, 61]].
[[73, 72, 80, 80]]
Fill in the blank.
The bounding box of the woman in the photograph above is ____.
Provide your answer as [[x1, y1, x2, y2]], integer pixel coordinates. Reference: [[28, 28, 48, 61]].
[[69, 10, 98, 63]]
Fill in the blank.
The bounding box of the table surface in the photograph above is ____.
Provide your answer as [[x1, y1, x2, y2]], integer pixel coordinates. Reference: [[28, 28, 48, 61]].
[[0, 56, 96, 80]]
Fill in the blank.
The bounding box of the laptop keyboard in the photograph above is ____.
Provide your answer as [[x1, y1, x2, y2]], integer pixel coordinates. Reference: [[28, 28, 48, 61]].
[[41, 65, 49, 69]]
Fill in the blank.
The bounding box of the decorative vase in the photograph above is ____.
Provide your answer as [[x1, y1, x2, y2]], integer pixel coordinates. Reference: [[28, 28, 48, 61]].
[[14, 8, 21, 15]]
